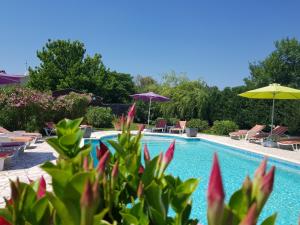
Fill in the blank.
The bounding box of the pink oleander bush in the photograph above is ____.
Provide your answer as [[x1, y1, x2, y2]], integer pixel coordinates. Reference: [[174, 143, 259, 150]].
[[0, 103, 283, 225], [0, 87, 91, 132]]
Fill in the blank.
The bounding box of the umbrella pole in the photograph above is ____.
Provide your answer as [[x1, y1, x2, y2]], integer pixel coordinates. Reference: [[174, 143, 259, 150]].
[[271, 96, 275, 135], [147, 98, 152, 126]]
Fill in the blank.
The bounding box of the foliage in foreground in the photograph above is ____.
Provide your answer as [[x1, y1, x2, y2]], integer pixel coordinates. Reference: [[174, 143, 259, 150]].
[[0, 104, 280, 225]]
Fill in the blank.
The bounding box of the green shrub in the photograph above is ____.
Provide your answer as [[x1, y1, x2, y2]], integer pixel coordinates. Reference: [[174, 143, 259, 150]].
[[166, 117, 178, 125], [0, 87, 91, 132], [52, 92, 91, 121], [187, 119, 209, 131], [0, 87, 53, 131], [211, 120, 238, 135], [86, 107, 113, 128]]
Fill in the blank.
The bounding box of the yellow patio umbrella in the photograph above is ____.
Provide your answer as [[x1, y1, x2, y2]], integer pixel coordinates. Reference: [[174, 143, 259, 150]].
[[238, 83, 300, 134]]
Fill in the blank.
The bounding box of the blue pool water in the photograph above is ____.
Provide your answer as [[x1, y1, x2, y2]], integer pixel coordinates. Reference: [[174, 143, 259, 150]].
[[88, 135, 300, 225]]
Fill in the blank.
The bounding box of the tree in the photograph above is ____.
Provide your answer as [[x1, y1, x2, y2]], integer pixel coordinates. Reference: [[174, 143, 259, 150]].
[[245, 37, 300, 88], [28, 39, 135, 103], [135, 75, 158, 92], [159, 74, 209, 120]]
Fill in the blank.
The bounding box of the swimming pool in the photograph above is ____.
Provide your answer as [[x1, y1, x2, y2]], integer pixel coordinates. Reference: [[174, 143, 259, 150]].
[[88, 134, 300, 225]]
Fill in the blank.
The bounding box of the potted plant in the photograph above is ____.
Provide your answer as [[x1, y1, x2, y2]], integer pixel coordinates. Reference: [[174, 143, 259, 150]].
[[186, 119, 209, 137], [186, 119, 199, 137]]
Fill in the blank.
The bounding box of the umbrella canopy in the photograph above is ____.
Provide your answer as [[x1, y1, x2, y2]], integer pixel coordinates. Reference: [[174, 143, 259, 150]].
[[130, 92, 170, 125], [238, 83, 300, 99], [238, 83, 300, 133], [0, 72, 26, 85]]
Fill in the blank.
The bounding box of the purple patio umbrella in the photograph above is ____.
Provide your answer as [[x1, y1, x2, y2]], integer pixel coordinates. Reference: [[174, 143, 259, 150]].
[[130, 92, 170, 125], [0, 72, 23, 85]]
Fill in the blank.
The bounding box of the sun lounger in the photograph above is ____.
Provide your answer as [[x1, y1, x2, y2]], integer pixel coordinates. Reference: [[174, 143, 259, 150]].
[[277, 138, 300, 151], [44, 122, 56, 136], [0, 126, 42, 142], [229, 124, 266, 140], [0, 141, 26, 170], [152, 119, 167, 133], [0, 135, 33, 147], [249, 125, 288, 144], [80, 125, 93, 138], [0, 152, 13, 171], [169, 121, 187, 134]]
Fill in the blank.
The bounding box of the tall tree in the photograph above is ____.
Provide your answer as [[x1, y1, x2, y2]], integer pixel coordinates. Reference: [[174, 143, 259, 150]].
[[245, 37, 300, 88], [28, 39, 135, 103], [135, 75, 158, 91]]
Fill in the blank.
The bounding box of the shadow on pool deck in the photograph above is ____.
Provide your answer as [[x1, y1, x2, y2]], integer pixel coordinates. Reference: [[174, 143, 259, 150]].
[[5, 151, 56, 170]]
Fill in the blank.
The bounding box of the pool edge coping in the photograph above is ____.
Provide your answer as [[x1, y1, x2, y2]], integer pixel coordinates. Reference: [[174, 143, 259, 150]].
[[86, 131, 300, 167]]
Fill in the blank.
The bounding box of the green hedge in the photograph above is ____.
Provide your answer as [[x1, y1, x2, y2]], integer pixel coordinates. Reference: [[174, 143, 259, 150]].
[[86, 107, 113, 128], [211, 120, 238, 135], [186, 119, 209, 131]]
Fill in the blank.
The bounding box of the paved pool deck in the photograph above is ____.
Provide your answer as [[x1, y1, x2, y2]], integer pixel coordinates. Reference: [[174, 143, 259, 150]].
[[1, 131, 300, 207]]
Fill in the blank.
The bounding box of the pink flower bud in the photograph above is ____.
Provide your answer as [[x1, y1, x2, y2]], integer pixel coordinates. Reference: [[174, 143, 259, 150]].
[[126, 103, 136, 126], [208, 153, 225, 206], [92, 177, 99, 201], [83, 156, 89, 171], [144, 144, 151, 162], [37, 176, 46, 199], [242, 175, 252, 195], [97, 151, 110, 174], [163, 140, 175, 166], [239, 203, 257, 225], [120, 114, 125, 126], [112, 161, 119, 178], [139, 165, 145, 174], [261, 166, 275, 195], [96, 141, 108, 160], [0, 217, 11, 225], [252, 158, 268, 200], [254, 158, 267, 178], [128, 103, 136, 120], [207, 153, 225, 225], [81, 180, 93, 207], [256, 166, 276, 214], [157, 141, 175, 177]]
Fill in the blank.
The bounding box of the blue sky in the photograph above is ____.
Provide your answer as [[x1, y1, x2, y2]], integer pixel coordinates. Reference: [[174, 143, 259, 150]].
[[1, 0, 300, 88]]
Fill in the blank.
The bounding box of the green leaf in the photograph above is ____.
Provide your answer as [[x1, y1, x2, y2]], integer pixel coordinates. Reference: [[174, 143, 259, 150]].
[[142, 156, 160, 187], [59, 130, 83, 147], [68, 118, 83, 133], [47, 138, 68, 157], [229, 189, 250, 219], [261, 213, 277, 225], [47, 193, 78, 225], [69, 172, 93, 193], [171, 178, 199, 213], [148, 207, 165, 225], [176, 178, 199, 195], [41, 162, 71, 187], [120, 213, 139, 225], [31, 197, 49, 223], [144, 181, 166, 220], [181, 203, 192, 225], [93, 208, 109, 224], [0, 208, 12, 224], [108, 140, 125, 156]]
